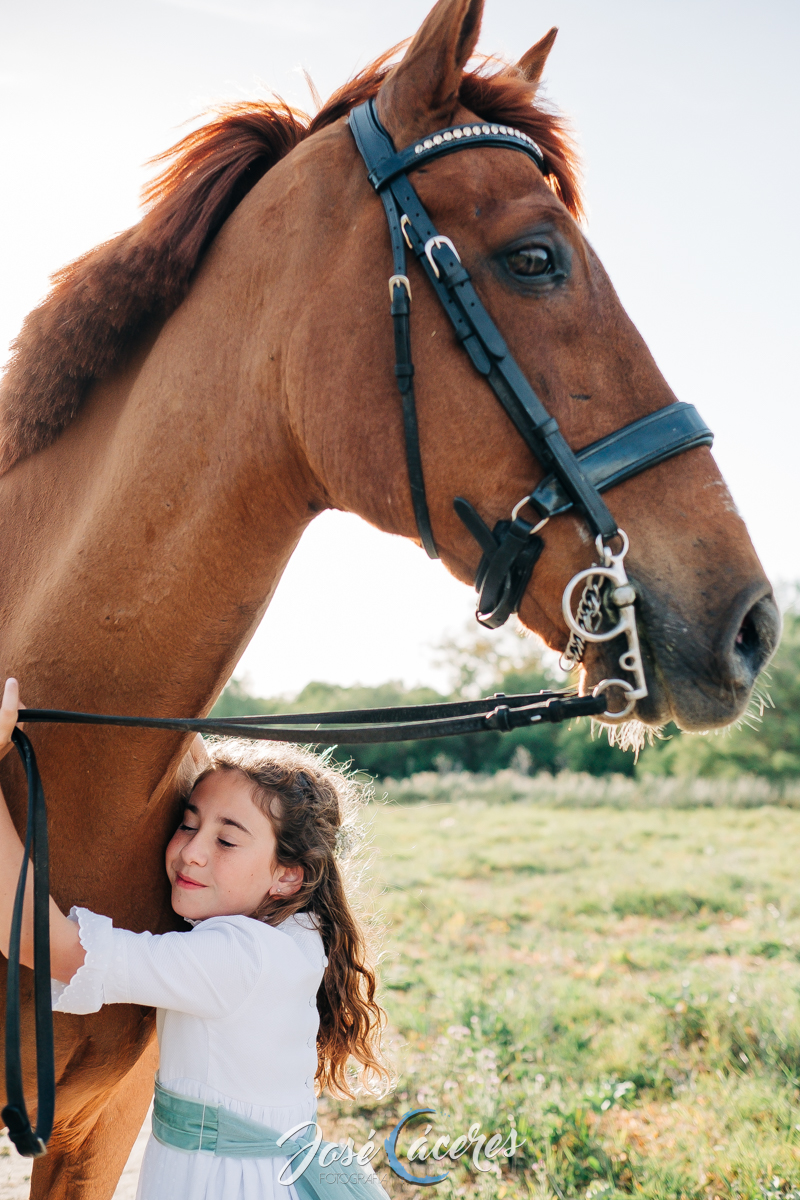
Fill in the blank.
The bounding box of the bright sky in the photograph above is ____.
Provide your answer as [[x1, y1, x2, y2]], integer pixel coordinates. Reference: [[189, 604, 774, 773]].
[[2, 1, 797, 697]]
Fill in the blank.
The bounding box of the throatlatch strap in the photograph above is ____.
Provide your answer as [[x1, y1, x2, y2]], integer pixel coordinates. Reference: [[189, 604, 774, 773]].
[[385, 216, 438, 560], [352, 109, 439, 559]]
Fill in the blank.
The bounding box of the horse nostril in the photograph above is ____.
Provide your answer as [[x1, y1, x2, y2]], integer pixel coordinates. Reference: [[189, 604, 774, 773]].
[[732, 595, 781, 677], [735, 611, 756, 653]]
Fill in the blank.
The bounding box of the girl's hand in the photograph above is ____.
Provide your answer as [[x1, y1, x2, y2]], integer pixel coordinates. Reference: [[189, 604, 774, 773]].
[[189, 733, 210, 769], [0, 680, 21, 761]]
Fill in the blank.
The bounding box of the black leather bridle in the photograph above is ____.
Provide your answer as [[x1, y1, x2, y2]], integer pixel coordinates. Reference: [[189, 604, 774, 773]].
[[2, 98, 715, 1161], [348, 99, 713, 628]]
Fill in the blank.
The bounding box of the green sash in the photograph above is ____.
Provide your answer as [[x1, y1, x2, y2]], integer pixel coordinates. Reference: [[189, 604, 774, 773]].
[[152, 1080, 389, 1200]]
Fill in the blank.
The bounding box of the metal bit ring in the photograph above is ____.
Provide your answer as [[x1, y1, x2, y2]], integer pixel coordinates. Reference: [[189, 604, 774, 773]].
[[592, 678, 637, 721]]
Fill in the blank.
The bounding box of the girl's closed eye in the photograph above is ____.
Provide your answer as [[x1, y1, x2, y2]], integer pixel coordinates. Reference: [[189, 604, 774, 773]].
[[217, 837, 237, 849]]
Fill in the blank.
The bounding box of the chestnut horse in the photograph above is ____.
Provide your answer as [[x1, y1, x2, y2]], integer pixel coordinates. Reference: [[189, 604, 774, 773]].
[[0, 0, 779, 1194]]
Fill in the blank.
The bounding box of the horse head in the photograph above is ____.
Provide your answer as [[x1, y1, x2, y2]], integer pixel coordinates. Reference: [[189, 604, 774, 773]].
[[277, 0, 779, 733]]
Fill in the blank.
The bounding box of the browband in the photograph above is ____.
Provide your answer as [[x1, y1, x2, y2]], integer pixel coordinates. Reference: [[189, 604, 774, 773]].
[[364, 119, 545, 189]]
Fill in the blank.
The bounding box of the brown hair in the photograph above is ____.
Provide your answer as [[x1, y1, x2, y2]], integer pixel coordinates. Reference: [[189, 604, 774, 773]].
[[0, 47, 581, 474], [191, 738, 387, 1098]]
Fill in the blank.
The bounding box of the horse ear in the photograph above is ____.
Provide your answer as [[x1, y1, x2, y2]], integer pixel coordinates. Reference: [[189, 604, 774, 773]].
[[515, 26, 558, 87], [376, 0, 484, 147]]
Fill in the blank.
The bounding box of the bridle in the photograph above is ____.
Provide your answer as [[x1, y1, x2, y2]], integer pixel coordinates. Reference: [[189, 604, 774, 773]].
[[348, 99, 713, 720], [1, 99, 715, 1162]]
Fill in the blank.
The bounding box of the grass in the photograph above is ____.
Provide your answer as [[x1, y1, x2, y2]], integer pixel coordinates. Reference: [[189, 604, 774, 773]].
[[318, 789, 800, 1200]]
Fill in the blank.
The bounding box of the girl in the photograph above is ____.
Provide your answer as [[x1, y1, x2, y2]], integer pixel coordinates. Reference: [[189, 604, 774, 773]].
[[0, 679, 390, 1200]]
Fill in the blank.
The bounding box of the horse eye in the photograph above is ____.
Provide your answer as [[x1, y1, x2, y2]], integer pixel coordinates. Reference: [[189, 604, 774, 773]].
[[506, 245, 554, 277]]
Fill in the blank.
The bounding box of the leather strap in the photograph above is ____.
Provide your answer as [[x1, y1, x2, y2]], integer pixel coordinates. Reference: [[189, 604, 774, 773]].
[[2, 730, 54, 1158], [16, 692, 604, 744], [353, 108, 438, 559], [453, 499, 544, 629], [364, 119, 545, 189], [5, 683, 606, 1157], [390, 272, 438, 559], [475, 520, 545, 630], [528, 402, 713, 519]]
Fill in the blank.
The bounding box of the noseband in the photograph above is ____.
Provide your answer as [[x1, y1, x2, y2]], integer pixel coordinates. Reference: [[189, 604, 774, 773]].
[[349, 100, 713, 719]]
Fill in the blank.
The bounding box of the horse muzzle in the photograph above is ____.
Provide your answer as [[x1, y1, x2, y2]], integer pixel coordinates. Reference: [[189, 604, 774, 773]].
[[591, 580, 781, 731]]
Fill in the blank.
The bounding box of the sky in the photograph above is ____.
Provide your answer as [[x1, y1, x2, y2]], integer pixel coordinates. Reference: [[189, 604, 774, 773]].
[[2, 0, 798, 697]]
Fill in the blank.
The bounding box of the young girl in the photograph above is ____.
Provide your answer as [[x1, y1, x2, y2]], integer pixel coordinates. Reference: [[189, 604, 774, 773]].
[[0, 679, 390, 1200]]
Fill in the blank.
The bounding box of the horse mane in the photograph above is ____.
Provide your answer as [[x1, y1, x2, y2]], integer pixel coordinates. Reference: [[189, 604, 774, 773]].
[[0, 49, 582, 474]]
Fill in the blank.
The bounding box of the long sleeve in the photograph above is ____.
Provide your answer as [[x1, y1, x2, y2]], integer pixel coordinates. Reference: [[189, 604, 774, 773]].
[[52, 908, 263, 1018]]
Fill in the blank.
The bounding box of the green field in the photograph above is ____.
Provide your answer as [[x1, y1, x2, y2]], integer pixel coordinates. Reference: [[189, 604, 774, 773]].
[[320, 790, 800, 1200]]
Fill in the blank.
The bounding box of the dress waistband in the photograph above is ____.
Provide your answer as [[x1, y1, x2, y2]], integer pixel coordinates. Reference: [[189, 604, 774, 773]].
[[152, 1079, 389, 1199]]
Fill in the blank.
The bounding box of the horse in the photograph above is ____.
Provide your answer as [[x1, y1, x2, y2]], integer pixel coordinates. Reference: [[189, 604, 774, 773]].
[[0, 0, 779, 1194]]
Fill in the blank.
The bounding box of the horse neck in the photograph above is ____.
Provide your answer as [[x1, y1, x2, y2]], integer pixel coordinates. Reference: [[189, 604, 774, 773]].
[[0, 249, 319, 730]]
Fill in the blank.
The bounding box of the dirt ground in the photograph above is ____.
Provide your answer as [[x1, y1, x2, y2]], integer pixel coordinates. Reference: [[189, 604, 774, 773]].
[[0, 1113, 149, 1198]]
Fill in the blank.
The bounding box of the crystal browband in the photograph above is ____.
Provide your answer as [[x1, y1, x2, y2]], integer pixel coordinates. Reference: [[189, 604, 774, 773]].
[[413, 123, 543, 158], [360, 115, 547, 191]]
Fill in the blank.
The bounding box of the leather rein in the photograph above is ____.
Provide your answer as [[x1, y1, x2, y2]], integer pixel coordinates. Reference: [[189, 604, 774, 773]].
[[3, 100, 713, 1160], [4, 687, 604, 1157]]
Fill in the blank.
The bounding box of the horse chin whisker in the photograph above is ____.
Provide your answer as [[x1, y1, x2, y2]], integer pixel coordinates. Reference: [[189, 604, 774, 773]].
[[592, 717, 655, 760]]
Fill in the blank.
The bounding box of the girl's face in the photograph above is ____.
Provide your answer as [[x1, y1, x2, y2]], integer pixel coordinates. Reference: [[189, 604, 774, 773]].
[[165, 769, 303, 921]]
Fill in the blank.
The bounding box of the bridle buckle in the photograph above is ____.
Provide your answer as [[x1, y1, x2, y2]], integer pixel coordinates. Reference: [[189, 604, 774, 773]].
[[424, 235, 461, 278], [388, 274, 411, 302]]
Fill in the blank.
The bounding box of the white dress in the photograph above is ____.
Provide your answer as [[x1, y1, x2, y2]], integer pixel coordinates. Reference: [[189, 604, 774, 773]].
[[51, 907, 327, 1200]]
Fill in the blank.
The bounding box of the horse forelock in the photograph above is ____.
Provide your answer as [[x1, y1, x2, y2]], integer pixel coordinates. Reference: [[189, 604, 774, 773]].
[[0, 47, 582, 474]]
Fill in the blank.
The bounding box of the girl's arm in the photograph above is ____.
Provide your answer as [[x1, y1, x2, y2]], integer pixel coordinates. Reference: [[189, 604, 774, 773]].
[[0, 679, 85, 984]]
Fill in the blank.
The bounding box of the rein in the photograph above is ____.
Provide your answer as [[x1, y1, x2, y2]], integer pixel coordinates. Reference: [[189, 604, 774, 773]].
[[3, 687, 603, 1157]]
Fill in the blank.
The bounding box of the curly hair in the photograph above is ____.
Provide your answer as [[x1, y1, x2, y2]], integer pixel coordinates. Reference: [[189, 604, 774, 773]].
[[190, 738, 388, 1098]]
